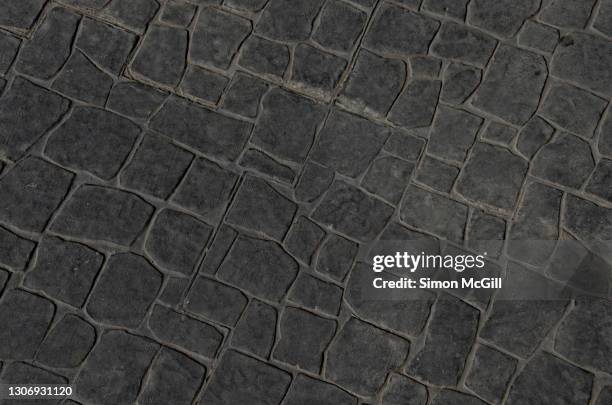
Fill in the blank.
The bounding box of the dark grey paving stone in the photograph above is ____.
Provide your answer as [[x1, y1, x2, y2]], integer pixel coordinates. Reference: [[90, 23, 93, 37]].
[[555, 297, 612, 374], [384, 130, 425, 162], [599, 110, 612, 158], [517, 116, 555, 159], [192, 7, 251, 69], [351, 0, 376, 7], [551, 32, 612, 96], [423, 0, 469, 19], [541, 82, 606, 139], [148, 304, 223, 358], [1, 362, 66, 405], [312, 0, 367, 53], [77, 17, 137, 74], [365, 3, 440, 55], [256, 0, 325, 41], [388, 79, 441, 129], [52, 51, 113, 105], [252, 88, 326, 163], [316, 233, 358, 282], [46, 107, 139, 180], [381, 373, 428, 405], [0, 32, 20, 74], [587, 159, 612, 203], [288, 273, 342, 316], [231, 299, 277, 357], [0, 290, 54, 360], [146, 209, 212, 275], [326, 317, 410, 397], [409, 56, 442, 78], [595, 0, 612, 37], [0, 227, 35, 271], [518, 20, 559, 53], [37, 314, 95, 369], [285, 216, 325, 264], [427, 105, 483, 162], [407, 295, 479, 385], [226, 176, 296, 240], [415, 155, 458, 193], [218, 234, 298, 301], [24, 236, 103, 307], [362, 155, 415, 204], [565, 195, 612, 244], [200, 350, 291, 405], [87, 253, 162, 327], [506, 352, 593, 405], [120, 134, 193, 199], [239, 149, 296, 184], [131, 25, 188, 86], [75, 331, 159, 404], [295, 160, 334, 203], [473, 45, 546, 125], [51, 185, 154, 246], [159, 277, 190, 306], [596, 386, 612, 404], [431, 22, 497, 67], [440, 62, 481, 104], [60, 0, 111, 8], [314, 180, 394, 242], [199, 225, 238, 274], [291, 44, 347, 95], [339, 50, 406, 116], [430, 390, 487, 405], [172, 158, 238, 220], [181, 65, 229, 103], [150, 97, 252, 160], [0, 270, 9, 293], [221, 73, 270, 118], [0, 0, 47, 30], [468, 0, 539, 38], [531, 133, 595, 189], [0, 157, 73, 233], [465, 345, 517, 403], [401, 185, 468, 241], [0, 78, 70, 161], [311, 109, 390, 177], [508, 182, 562, 266], [273, 307, 336, 372], [284, 374, 357, 405], [456, 143, 528, 211], [139, 348, 205, 405], [467, 210, 505, 257], [225, 0, 268, 11], [15, 8, 80, 79], [238, 35, 290, 78], [539, 0, 597, 29], [107, 82, 167, 119], [160, 0, 197, 27], [185, 276, 247, 326], [482, 122, 517, 146], [104, 0, 160, 33]]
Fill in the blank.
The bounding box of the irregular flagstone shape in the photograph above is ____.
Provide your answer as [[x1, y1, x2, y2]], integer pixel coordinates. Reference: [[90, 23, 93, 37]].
[[506, 352, 593, 405], [86, 253, 162, 328], [531, 133, 595, 189], [75, 331, 159, 405], [239, 149, 296, 184], [221, 73, 270, 118], [186, 277, 247, 326], [217, 234, 298, 302], [256, 0, 325, 41], [467, 210, 506, 257], [472, 45, 547, 125], [316, 234, 358, 282], [326, 317, 410, 397], [284, 374, 357, 405], [0, 32, 20, 74], [0, 78, 70, 161], [50, 185, 154, 246], [587, 159, 612, 203], [16, 8, 80, 79], [238, 35, 290, 78], [594, 0, 612, 37], [295, 160, 334, 203], [1, 362, 66, 393], [365, 3, 440, 55], [131, 24, 188, 87], [517, 116, 555, 159], [192, 8, 251, 69], [201, 350, 292, 404], [313, 180, 394, 242], [231, 300, 277, 357], [564, 195, 612, 262], [456, 143, 528, 211], [415, 155, 459, 193], [285, 216, 326, 264], [291, 44, 347, 94], [555, 297, 612, 374], [423, 0, 469, 19], [363, 155, 415, 204], [107, 82, 167, 120], [381, 373, 428, 405], [104, 0, 160, 33], [427, 105, 483, 162], [465, 345, 518, 404], [311, 109, 390, 177], [0, 290, 55, 360], [388, 79, 441, 128], [0, 0, 47, 30], [199, 225, 237, 275], [539, 0, 597, 29], [251, 88, 326, 163], [181, 65, 229, 103], [52, 51, 114, 106], [0, 157, 73, 232], [150, 97, 252, 161], [551, 32, 612, 96], [0, 227, 35, 270], [45, 107, 140, 180], [431, 390, 488, 405], [407, 295, 479, 385], [518, 20, 560, 53], [36, 314, 96, 368], [312, 0, 367, 53], [431, 22, 497, 67], [468, 0, 540, 38], [288, 273, 342, 316]]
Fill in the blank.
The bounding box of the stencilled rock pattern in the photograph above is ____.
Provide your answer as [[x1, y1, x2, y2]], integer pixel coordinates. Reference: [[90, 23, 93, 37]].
[[0, 1, 610, 404]]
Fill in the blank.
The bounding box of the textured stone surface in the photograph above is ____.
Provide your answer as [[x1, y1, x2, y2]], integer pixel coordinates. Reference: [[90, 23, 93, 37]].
[[517, 116, 555, 159], [185, 276, 247, 326], [238, 35, 290, 78], [285, 216, 325, 264], [231, 300, 277, 357], [313, 0, 366, 53], [181, 65, 229, 103], [427, 105, 483, 162], [381, 373, 428, 405], [469, 0, 539, 38], [37, 315, 95, 368], [77, 18, 136, 74], [284, 374, 357, 405], [519, 20, 559, 53], [107, 82, 167, 119], [0, 227, 35, 271], [539, 0, 597, 29], [104, 0, 159, 33], [52, 51, 114, 105], [316, 234, 358, 281], [431, 22, 496, 67], [288, 273, 342, 315], [388, 79, 441, 128], [363, 156, 415, 204], [465, 345, 517, 403], [415, 155, 458, 193], [221, 73, 269, 118], [291, 44, 347, 94], [0, 0, 47, 30], [256, 0, 324, 41]]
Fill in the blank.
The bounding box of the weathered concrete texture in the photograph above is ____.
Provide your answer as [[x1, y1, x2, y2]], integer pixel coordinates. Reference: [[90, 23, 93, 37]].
[[0, 1, 610, 404]]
